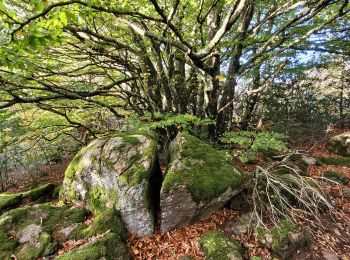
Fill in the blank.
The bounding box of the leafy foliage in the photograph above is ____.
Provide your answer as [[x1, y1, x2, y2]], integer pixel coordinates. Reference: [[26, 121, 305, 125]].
[[221, 131, 288, 162], [128, 113, 214, 131]]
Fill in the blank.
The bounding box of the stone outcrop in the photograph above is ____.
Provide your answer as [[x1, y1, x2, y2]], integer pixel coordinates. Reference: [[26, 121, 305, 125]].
[[60, 131, 160, 236], [0, 203, 86, 259], [0, 203, 130, 259], [327, 132, 350, 156], [160, 132, 242, 232]]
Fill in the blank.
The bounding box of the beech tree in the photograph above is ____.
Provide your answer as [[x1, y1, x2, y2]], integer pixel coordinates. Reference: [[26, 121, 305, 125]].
[[0, 0, 349, 139]]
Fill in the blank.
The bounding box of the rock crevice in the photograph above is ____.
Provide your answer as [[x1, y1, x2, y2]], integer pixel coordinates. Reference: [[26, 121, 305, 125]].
[[60, 131, 243, 235]]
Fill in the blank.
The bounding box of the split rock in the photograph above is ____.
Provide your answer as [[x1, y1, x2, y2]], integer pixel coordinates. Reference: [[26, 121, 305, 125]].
[[160, 132, 242, 232]]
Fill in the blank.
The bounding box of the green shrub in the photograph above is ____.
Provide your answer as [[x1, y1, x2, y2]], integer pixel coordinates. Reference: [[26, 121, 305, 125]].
[[221, 131, 288, 162]]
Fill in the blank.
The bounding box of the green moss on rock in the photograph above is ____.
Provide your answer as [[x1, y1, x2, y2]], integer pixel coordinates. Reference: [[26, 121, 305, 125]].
[[323, 171, 349, 184], [16, 231, 53, 260], [0, 193, 22, 211], [75, 209, 126, 241], [269, 220, 295, 251], [60, 131, 160, 235], [163, 133, 242, 202], [0, 203, 87, 259], [258, 220, 311, 259], [200, 230, 243, 260], [0, 215, 19, 259], [23, 183, 56, 201], [318, 156, 350, 167], [56, 233, 130, 260], [0, 201, 131, 259], [0, 183, 58, 213]]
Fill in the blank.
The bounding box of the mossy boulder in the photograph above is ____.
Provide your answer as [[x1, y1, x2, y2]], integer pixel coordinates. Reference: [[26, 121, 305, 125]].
[[258, 220, 312, 259], [0, 203, 87, 259], [60, 131, 161, 236], [56, 232, 131, 260], [323, 171, 349, 185], [327, 132, 350, 156], [317, 156, 350, 167], [0, 203, 130, 259], [0, 183, 58, 212], [0, 193, 22, 211], [22, 183, 56, 201], [199, 230, 243, 260], [160, 133, 242, 232]]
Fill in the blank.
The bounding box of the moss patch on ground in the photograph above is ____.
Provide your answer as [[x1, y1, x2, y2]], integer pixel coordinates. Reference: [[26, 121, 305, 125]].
[[323, 170, 349, 184], [162, 133, 242, 203], [200, 230, 243, 260], [317, 156, 350, 167], [268, 220, 295, 251], [258, 220, 311, 259]]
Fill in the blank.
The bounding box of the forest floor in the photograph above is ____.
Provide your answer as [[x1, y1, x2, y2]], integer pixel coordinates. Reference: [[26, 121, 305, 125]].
[[127, 136, 350, 260], [2, 130, 350, 260]]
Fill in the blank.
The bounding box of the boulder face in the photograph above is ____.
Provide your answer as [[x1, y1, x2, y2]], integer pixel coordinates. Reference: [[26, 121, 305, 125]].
[[60, 131, 161, 236], [327, 132, 350, 156], [160, 132, 242, 232]]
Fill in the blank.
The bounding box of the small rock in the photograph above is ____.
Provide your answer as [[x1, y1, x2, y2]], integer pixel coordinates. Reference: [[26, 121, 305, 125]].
[[58, 223, 79, 239], [301, 155, 317, 166], [322, 251, 339, 260], [223, 213, 256, 235], [18, 224, 42, 245]]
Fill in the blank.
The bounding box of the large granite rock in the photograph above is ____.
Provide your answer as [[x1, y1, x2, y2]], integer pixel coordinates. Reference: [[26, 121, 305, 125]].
[[160, 133, 242, 232], [60, 131, 161, 236], [327, 132, 350, 156]]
